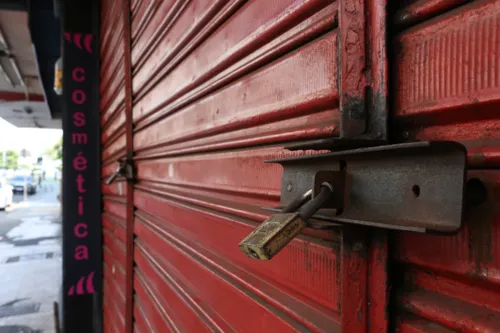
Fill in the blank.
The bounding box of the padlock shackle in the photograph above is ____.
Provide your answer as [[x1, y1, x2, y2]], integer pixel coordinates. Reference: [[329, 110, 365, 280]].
[[298, 183, 334, 220], [282, 189, 312, 213]]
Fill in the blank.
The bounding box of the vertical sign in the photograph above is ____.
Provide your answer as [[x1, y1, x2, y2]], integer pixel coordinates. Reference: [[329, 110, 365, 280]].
[[62, 1, 101, 332]]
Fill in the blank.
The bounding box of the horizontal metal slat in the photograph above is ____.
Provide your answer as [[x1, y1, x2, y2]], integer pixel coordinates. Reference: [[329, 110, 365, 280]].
[[133, 191, 340, 313], [135, 146, 305, 202], [395, 0, 500, 120], [134, 297, 163, 333], [104, 280, 126, 332], [103, 215, 127, 243], [133, 215, 332, 332], [134, 275, 179, 333], [400, 289, 500, 332], [100, 78, 125, 114], [397, 315, 456, 333], [104, 229, 127, 265], [131, 0, 161, 42], [103, 283, 123, 333], [100, 0, 122, 55], [132, 0, 229, 73], [104, 262, 126, 305], [131, 0, 190, 67], [103, 200, 128, 220], [100, 40, 125, 93], [102, 182, 128, 197], [102, 127, 126, 152], [394, 0, 470, 29], [134, 247, 218, 333], [104, 252, 126, 289], [132, 0, 333, 122], [394, 0, 500, 167], [102, 132, 127, 162], [134, 31, 339, 153], [101, 91, 125, 126], [133, 301, 153, 333], [138, 111, 337, 158], [101, 107, 127, 144], [406, 268, 500, 313]]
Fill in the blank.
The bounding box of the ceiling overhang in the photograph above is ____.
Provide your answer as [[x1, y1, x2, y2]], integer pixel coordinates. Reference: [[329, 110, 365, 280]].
[[0, 0, 61, 129]]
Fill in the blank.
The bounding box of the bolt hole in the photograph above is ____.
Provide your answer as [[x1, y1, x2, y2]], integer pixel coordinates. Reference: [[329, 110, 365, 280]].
[[412, 185, 420, 197], [466, 178, 487, 207]]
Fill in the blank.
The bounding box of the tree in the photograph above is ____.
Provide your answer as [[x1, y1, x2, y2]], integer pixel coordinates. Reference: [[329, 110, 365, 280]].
[[45, 137, 63, 161], [0, 150, 19, 169]]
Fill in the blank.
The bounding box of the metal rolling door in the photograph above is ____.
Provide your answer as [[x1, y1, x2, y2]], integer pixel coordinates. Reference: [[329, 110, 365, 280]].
[[100, 0, 129, 331], [392, 1, 500, 331], [130, 1, 345, 332]]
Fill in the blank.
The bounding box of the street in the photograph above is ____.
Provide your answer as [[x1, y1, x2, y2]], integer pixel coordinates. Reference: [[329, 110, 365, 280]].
[[0, 181, 61, 333]]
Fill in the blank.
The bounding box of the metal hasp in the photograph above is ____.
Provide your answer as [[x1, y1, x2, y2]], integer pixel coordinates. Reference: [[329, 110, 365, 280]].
[[105, 159, 135, 185], [239, 141, 467, 260], [275, 141, 467, 233]]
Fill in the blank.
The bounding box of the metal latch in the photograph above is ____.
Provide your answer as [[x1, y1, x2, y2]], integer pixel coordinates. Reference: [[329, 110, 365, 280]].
[[105, 158, 135, 185], [239, 141, 467, 260]]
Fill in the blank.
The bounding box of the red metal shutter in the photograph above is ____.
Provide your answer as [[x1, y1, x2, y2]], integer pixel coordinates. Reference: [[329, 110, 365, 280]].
[[130, 1, 342, 332], [100, 0, 129, 331], [99, 0, 500, 332], [101, 0, 390, 332], [392, 0, 500, 331], [127, 0, 388, 332]]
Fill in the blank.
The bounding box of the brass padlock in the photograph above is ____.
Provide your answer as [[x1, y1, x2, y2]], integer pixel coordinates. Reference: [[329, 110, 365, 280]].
[[239, 184, 334, 260]]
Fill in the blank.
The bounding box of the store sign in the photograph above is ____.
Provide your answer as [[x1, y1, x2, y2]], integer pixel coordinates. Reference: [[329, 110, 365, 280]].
[[62, 1, 101, 332]]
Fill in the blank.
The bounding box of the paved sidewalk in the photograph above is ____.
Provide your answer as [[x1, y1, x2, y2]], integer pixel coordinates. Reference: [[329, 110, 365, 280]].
[[0, 184, 61, 333]]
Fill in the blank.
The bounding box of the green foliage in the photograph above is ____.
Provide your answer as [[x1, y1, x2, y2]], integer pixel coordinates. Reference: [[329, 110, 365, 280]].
[[45, 137, 63, 161], [0, 150, 18, 169]]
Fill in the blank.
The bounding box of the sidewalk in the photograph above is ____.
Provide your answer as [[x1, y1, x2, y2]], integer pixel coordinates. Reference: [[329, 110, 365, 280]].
[[0, 183, 61, 333]]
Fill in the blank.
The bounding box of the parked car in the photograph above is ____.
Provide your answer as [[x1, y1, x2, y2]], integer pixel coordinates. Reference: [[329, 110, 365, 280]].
[[0, 178, 13, 209], [9, 175, 37, 195]]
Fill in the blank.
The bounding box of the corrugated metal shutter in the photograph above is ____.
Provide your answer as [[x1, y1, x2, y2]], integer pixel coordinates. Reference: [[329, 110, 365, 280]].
[[100, 0, 128, 331], [99, 0, 389, 332], [130, 1, 344, 332], [392, 0, 500, 331], [98, 0, 500, 331]]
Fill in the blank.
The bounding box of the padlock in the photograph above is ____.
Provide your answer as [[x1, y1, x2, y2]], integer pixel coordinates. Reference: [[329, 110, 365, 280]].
[[239, 183, 334, 260]]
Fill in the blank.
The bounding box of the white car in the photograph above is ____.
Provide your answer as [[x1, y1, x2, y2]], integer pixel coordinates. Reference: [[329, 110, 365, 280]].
[[0, 178, 13, 210]]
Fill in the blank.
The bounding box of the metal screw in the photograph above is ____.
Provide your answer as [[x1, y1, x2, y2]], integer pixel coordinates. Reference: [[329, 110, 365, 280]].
[[286, 182, 293, 192]]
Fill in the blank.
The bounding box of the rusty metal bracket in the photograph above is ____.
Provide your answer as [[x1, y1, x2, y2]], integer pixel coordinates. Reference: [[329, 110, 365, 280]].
[[285, 138, 387, 151], [105, 158, 135, 185], [269, 141, 467, 233]]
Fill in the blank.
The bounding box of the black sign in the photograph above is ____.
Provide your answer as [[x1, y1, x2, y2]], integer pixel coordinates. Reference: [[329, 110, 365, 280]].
[[62, 1, 101, 332]]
